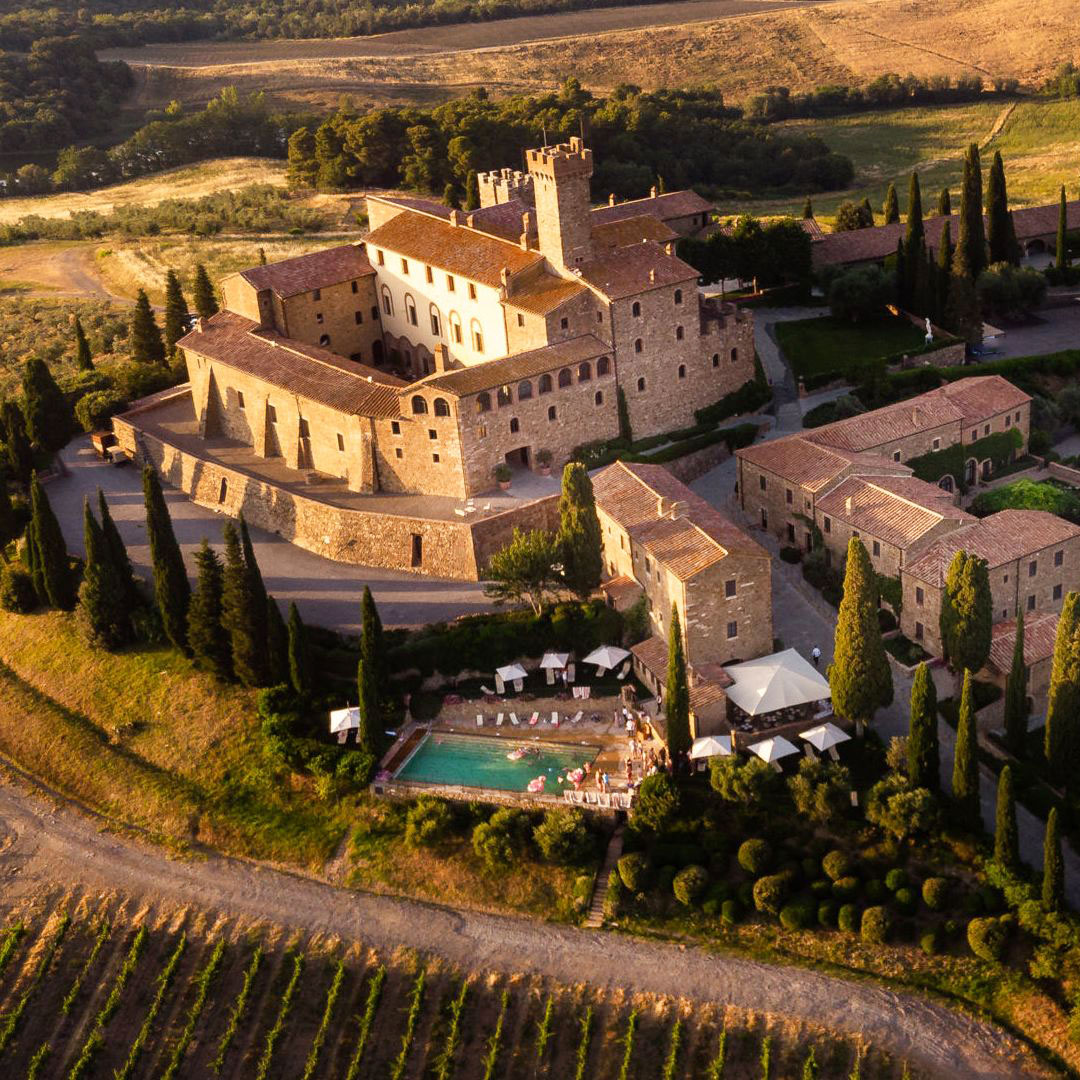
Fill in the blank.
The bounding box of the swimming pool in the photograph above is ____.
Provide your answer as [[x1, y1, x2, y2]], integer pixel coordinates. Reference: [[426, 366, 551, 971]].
[[394, 732, 598, 794]]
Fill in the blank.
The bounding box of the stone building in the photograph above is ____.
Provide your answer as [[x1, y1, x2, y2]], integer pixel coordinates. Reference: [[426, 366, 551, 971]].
[[985, 610, 1058, 703]]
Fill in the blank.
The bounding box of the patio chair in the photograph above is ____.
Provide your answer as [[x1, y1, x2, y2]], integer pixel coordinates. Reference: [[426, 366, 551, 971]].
[[480, 685, 496, 696], [618, 660, 631, 680], [495, 674, 506, 694], [336, 730, 348, 744], [513, 678, 524, 692], [566, 662, 575, 683], [476, 714, 484, 727], [551, 711, 560, 727], [528, 712, 539, 726], [509, 712, 519, 726], [496, 712, 504, 726], [545, 668, 555, 685]]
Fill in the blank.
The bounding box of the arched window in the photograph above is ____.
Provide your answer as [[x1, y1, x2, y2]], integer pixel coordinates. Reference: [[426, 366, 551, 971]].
[[319, 334, 330, 347], [597, 356, 610, 376], [637, 377, 646, 392], [470, 319, 484, 353], [632, 301, 641, 317], [677, 364, 686, 379], [381, 286, 393, 317], [578, 362, 591, 382], [674, 288, 683, 305], [497, 385, 513, 407], [449, 312, 463, 345], [558, 368, 572, 388], [712, 353, 719, 368], [634, 338, 643, 354], [548, 405, 557, 421], [730, 346, 738, 364], [434, 398, 450, 417], [675, 326, 684, 341], [517, 380, 533, 401], [476, 392, 492, 413], [430, 304, 442, 337], [594, 390, 604, 406], [539, 374, 553, 394], [405, 294, 418, 327], [411, 395, 428, 414]]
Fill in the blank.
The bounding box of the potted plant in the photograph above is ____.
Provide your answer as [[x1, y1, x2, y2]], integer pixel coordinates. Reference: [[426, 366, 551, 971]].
[[494, 463, 513, 490], [536, 448, 553, 476]]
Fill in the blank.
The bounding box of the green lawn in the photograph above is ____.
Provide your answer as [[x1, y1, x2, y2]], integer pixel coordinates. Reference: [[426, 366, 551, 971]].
[[776, 315, 928, 384]]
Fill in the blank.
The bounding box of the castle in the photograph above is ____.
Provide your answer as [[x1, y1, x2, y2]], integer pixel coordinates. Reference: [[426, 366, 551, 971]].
[[114, 139, 755, 579]]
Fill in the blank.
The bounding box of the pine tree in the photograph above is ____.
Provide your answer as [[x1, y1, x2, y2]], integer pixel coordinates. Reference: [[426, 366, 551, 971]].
[[1057, 185, 1070, 272], [994, 765, 1019, 870], [1003, 612, 1029, 758], [22, 356, 72, 452], [221, 522, 264, 687], [192, 264, 219, 319], [29, 473, 75, 610], [883, 182, 900, 225], [187, 538, 231, 680], [954, 143, 986, 279], [77, 498, 130, 648], [936, 187, 951, 217], [142, 464, 190, 652], [130, 289, 165, 366], [286, 126, 318, 189], [163, 270, 189, 359], [557, 462, 603, 601], [907, 662, 939, 790], [464, 170, 480, 212], [74, 316, 93, 371], [802, 195, 813, 219], [1, 401, 33, 487], [97, 489, 138, 607], [986, 151, 1015, 265], [287, 601, 310, 696], [1043, 807, 1064, 912], [266, 595, 289, 686], [952, 669, 980, 829], [357, 586, 384, 754], [665, 603, 691, 761], [940, 551, 992, 680], [1044, 591, 1080, 789], [828, 537, 893, 731]]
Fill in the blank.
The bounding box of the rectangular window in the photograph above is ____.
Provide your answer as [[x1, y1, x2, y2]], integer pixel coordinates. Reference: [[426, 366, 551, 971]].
[[411, 533, 422, 567], [1005, 416, 1011, 428], [1015, 410, 1021, 422], [560, 317, 569, 330], [725, 578, 736, 598], [236, 390, 245, 410], [425, 265, 433, 283], [313, 287, 321, 301], [351, 280, 358, 294], [452, 322, 462, 345], [395, 447, 403, 459], [915, 621, 924, 640], [727, 621, 738, 639], [1027, 594, 1036, 611], [401, 258, 409, 274], [377, 250, 385, 265], [267, 404, 277, 423], [984, 424, 990, 436], [517, 313, 525, 327], [428, 429, 437, 440], [473, 329, 484, 353], [298, 418, 310, 438], [932, 438, 940, 450], [1055, 549, 1064, 567], [644, 557, 651, 574], [391, 421, 401, 435], [316, 312, 324, 324], [355, 310, 363, 324], [447, 275, 455, 292], [336, 433, 345, 451], [823, 517, 831, 534], [971, 428, 977, 440], [759, 475, 766, 491], [893, 450, 901, 462], [1029, 560, 1037, 577], [1054, 583, 1063, 600], [916, 587, 924, 606], [432, 452, 440, 463], [873, 540, 880, 557], [431, 312, 440, 336], [468, 283, 477, 300], [217, 477, 228, 504], [785, 488, 793, 505], [477, 424, 487, 439]]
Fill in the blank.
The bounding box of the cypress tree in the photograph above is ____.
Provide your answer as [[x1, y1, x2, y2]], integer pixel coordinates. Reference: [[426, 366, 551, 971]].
[[361, 584, 385, 696], [192, 264, 219, 319], [443, 182, 461, 209], [954, 143, 986, 279], [907, 661, 939, 790], [24, 510, 45, 605], [142, 464, 190, 652], [97, 489, 139, 607], [940, 551, 992, 681], [936, 187, 951, 217], [1043, 807, 1064, 912], [187, 538, 231, 681], [895, 238, 908, 309], [1003, 611, 1029, 757], [829, 537, 893, 732], [952, 669, 980, 829], [0, 482, 17, 558], [238, 514, 270, 683], [936, 221, 954, 320], [29, 473, 75, 610], [163, 270, 189, 359], [859, 197, 874, 227], [557, 462, 603, 601], [464, 170, 480, 212], [1044, 591, 1080, 789], [665, 603, 691, 760], [986, 151, 1014, 265], [130, 289, 165, 366], [74, 316, 93, 371], [357, 586, 384, 754], [993, 765, 1019, 871], [946, 266, 983, 346], [2, 401, 34, 487], [77, 498, 130, 648], [221, 522, 264, 686], [903, 172, 925, 308], [905, 172, 924, 251], [287, 601, 310, 696], [22, 356, 73, 452], [1057, 185, 1069, 272], [802, 195, 813, 219], [266, 595, 289, 686], [616, 385, 632, 444], [883, 182, 900, 225]]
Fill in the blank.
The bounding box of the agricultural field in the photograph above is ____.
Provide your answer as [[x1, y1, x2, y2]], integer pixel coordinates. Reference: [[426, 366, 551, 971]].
[[0, 893, 903, 1080]]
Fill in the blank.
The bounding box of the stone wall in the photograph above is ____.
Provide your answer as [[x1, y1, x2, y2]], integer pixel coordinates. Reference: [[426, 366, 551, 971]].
[[1049, 461, 1080, 487]]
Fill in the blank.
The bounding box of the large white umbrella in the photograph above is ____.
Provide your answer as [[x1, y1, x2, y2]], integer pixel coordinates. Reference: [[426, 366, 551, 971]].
[[583, 645, 630, 671], [496, 663, 528, 682], [723, 649, 831, 717], [329, 706, 362, 733], [799, 722, 851, 761], [539, 652, 570, 669], [690, 735, 732, 760], [748, 735, 800, 768]]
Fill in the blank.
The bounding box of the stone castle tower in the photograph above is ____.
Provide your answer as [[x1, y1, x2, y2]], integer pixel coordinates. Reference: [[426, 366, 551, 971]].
[[525, 136, 593, 271]]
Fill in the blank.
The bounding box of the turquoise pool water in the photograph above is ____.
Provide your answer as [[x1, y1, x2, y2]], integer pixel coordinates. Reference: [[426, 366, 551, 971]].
[[395, 732, 598, 793]]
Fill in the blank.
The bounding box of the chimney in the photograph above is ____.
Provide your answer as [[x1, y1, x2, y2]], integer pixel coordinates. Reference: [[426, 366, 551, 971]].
[[193, 316, 204, 334], [650, 185, 657, 199], [449, 209, 461, 227], [649, 269, 656, 283], [433, 344, 450, 373], [466, 212, 476, 228], [608, 194, 616, 206], [500, 267, 510, 288], [912, 406, 920, 426], [657, 495, 670, 518], [519, 209, 533, 249], [669, 500, 686, 519], [845, 496, 853, 514]]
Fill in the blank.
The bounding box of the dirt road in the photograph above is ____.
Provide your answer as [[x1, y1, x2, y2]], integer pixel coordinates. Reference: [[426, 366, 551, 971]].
[[0, 770, 1040, 1077]]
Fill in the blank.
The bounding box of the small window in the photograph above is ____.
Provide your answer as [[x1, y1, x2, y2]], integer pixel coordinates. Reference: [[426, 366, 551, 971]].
[[893, 451, 901, 462], [1054, 583, 1063, 600], [632, 301, 641, 317], [823, 517, 831, 533], [637, 377, 646, 392], [675, 326, 684, 341], [1055, 549, 1064, 567], [674, 288, 682, 305], [539, 374, 553, 394], [932, 438, 940, 450], [476, 392, 491, 413], [596, 311, 603, 323], [411, 533, 422, 567], [351, 280, 359, 293], [316, 312, 324, 325], [432, 452, 440, 463], [395, 447, 403, 459], [298, 418, 310, 438], [430, 308, 441, 336], [578, 362, 591, 382], [1015, 410, 1021, 421], [236, 391, 245, 410], [597, 356, 610, 376], [509, 418, 520, 434], [984, 424, 990, 436], [1029, 560, 1037, 577], [425, 265, 433, 283], [634, 338, 643, 354], [915, 621, 924, 640], [916, 587, 925, 606], [218, 477, 227, 504], [726, 620, 738, 639], [428, 428, 437, 440], [759, 475, 767, 492], [594, 390, 604, 406], [712, 353, 719, 368], [725, 578, 736, 598], [355, 310, 363, 325], [558, 369, 572, 388], [560, 317, 569, 330], [677, 364, 686, 379], [406, 296, 418, 326], [873, 540, 880, 557], [313, 287, 321, 301], [451, 318, 463, 345], [468, 283, 477, 300], [1027, 594, 1036, 611], [1005, 415, 1011, 428], [336, 432, 345, 451], [319, 334, 330, 347], [391, 420, 401, 435], [376, 250, 385, 265], [447, 275, 455, 292], [517, 313, 525, 327], [971, 429, 977, 440], [497, 386, 512, 407], [548, 405, 557, 422], [434, 398, 450, 417], [382, 290, 392, 316], [401, 258, 409, 275], [785, 488, 793, 505], [411, 396, 428, 415], [477, 424, 487, 439], [761, 508, 768, 528], [1004, 573, 1009, 584], [472, 326, 484, 353], [267, 404, 277, 423], [730, 347, 738, 364]]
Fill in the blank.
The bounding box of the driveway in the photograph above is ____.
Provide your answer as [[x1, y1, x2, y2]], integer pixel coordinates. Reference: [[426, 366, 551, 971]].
[[49, 439, 492, 631], [981, 300, 1080, 360]]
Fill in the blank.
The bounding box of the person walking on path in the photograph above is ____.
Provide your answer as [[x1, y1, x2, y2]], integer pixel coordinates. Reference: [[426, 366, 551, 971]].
[[811, 646, 822, 668]]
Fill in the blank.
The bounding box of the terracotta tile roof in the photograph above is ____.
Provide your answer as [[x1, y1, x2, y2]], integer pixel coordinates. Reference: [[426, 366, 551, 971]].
[[237, 244, 373, 298], [468, 200, 531, 242], [816, 474, 974, 550], [506, 273, 588, 316], [591, 215, 677, 251], [631, 634, 669, 679], [689, 677, 729, 713], [578, 241, 697, 300], [599, 574, 643, 606], [368, 194, 451, 220], [807, 394, 963, 453], [903, 510, 1080, 586], [364, 208, 542, 288], [934, 376, 1031, 423], [801, 217, 826, 241], [591, 190, 713, 227], [737, 434, 908, 492], [988, 611, 1059, 675], [178, 311, 404, 417], [417, 335, 609, 396]]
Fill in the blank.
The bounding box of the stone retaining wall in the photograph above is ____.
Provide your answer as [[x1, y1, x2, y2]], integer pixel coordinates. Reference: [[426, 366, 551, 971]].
[[1048, 461, 1080, 487]]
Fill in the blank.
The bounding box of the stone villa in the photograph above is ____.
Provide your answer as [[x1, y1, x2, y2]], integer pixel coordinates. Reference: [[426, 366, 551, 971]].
[[114, 138, 755, 579]]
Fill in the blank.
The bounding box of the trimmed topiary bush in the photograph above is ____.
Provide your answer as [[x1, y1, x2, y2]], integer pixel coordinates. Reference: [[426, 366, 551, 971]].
[[894, 887, 918, 913], [780, 901, 815, 931], [617, 852, 650, 893], [920, 927, 940, 955], [810, 878, 832, 898], [673, 865, 709, 906], [967, 916, 1006, 962], [884, 868, 909, 892], [922, 877, 949, 911], [753, 872, 792, 916], [860, 905, 892, 945], [721, 899, 741, 926], [817, 900, 837, 927], [822, 849, 852, 882], [838, 904, 859, 933], [864, 879, 886, 903], [738, 838, 772, 876], [832, 876, 860, 901]]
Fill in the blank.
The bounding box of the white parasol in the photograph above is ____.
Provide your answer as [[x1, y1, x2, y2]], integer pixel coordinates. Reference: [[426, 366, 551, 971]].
[[748, 735, 800, 766], [539, 652, 571, 670], [496, 663, 528, 682], [690, 735, 732, 760], [583, 645, 631, 672], [329, 706, 362, 733]]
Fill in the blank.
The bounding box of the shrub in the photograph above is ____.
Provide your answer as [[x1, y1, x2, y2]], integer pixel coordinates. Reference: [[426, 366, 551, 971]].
[[920, 928, 940, 956], [603, 869, 624, 920], [780, 901, 814, 931], [832, 876, 860, 901], [788, 758, 851, 823], [702, 898, 720, 917], [817, 901, 837, 927], [74, 388, 126, 432], [865, 775, 939, 840], [967, 917, 1006, 962], [471, 808, 528, 870], [753, 872, 792, 916], [533, 808, 590, 864], [721, 900, 741, 926], [617, 852, 651, 893], [673, 865, 709, 906], [822, 850, 852, 882], [922, 877, 949, 911], [884, 868, 909, 892], [0, 564, 36, 613], [404, 797, 453, 850], [894, 887, 918, 913], [738, 839, 772, 876], [810, 879, 832, 898], [779, 546, 803, 563], [711, 756, 781, 810], [838, 904, 859, 933], [860, 906, 891, 945], [633, 773, 680, 833]]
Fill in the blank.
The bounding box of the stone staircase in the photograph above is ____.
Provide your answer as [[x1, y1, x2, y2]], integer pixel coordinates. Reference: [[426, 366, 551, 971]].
[[583, 824, 625, 929]]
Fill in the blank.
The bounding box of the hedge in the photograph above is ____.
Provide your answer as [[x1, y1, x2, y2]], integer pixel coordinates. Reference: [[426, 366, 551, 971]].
[[694, 371, 772, 426]]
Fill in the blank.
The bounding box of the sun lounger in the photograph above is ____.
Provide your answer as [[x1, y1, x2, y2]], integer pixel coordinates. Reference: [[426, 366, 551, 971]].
[[496, 712, 504, 726], [454, 508, 466, 517], [551, 711, 560, 727], [495, 674, 505, 694], [545, 668, 555, 685], [618, 660, 631, 680], [572, 710, 583, 724], [509, 712, 519, 726], [528, 711, 539, 726], [480, 685, 495, 696], [476, 714, 484, 727]]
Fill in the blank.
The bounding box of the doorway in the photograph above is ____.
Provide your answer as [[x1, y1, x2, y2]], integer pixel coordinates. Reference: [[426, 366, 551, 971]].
[[505, 447, 530, 469]]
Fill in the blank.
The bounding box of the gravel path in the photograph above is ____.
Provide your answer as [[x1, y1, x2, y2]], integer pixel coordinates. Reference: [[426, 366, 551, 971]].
[[0, 770, 1042, 1078]]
